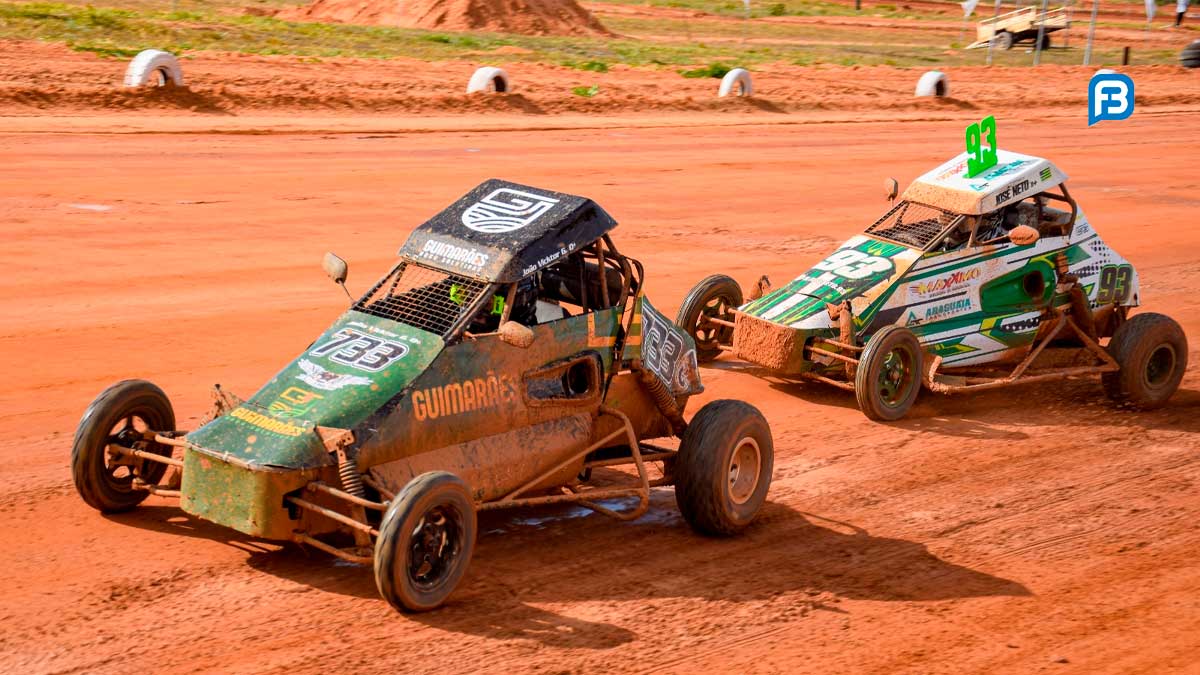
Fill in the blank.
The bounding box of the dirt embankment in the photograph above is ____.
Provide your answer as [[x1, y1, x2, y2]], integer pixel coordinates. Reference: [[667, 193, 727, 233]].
[[1, 40, 1199, 117], [279, 0, 610, 36]]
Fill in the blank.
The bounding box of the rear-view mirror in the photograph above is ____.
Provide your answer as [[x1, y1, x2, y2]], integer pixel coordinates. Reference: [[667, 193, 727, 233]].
[[323, 252, 348, 285]]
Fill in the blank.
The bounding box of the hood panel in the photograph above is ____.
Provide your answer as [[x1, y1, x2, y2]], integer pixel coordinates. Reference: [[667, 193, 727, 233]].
[[186, 311, 444, 467], [740, 235, 920, 329]]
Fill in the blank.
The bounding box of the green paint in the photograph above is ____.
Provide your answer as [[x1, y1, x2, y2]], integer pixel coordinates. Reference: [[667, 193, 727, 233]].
[[964, 115, 998, 178]]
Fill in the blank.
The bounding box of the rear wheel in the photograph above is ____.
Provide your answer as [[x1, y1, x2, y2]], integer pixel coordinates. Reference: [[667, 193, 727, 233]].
[[375, 471, 476, 612], [1036, 32, 1051, 50], [855, 325, 923, 421], [1103, 313, 1187, 409], [71, 380, 175, 513], [676, 274, 743, 363], [675, 400, 773, 536]]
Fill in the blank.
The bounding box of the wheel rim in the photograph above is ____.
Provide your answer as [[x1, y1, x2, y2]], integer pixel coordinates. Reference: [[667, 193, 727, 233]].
[[876, 344, 916, 408], [1144, 344, 1177, 390], [407, 503, 465, 591], [692, 294, 735, 350], [103, 412, 165, 492], [727, 436, 761, 505]]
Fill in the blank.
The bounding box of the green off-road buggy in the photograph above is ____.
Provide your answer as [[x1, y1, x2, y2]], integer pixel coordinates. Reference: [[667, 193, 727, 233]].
[[679, 147, 1187, 421], [72, 180, 774, 612]]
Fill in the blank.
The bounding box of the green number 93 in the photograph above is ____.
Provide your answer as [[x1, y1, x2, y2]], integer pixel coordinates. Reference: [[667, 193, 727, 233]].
[[965, 115, 998, 178]]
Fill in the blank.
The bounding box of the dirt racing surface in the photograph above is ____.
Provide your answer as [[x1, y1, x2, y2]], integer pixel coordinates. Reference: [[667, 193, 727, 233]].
[[2, 76, 1200, 673]]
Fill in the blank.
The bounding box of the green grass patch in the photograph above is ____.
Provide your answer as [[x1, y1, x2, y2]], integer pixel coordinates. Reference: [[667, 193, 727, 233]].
[[679, 62, 733, 78], [572, 84, 600, 97]]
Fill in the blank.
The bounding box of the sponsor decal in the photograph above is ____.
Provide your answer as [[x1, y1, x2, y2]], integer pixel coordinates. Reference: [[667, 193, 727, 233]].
[[905, 310, 921, 326], [310, 328, 409, 372], [911, 268, 980, 296], [993, 177, 1036, 207], [1039, 167, 1053, 182], [412, 374, 519, 421], [461, 188, 559, 234], [297, 359, 373, 392], [418, 239, 490, 274], [268, 386, 324, 419], [925, 298, 972, 321], [978, 159, 1029, 182], [1088, 72, 1134, 126], [935, 159, 969, 182], [230, 407, 306, 437], [998, 315, 1041, 333], [640, 298, 701, 394]]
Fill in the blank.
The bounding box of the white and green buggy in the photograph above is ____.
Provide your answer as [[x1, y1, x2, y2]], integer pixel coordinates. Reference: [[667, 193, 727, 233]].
[[678, 149, 1188, 420]]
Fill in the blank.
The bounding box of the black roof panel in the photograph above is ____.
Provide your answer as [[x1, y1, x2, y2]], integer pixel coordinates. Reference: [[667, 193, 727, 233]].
[[399, 179, 618, 282]]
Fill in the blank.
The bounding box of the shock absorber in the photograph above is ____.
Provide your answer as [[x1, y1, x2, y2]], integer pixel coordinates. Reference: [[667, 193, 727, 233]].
[[337, 451, 366, 499]]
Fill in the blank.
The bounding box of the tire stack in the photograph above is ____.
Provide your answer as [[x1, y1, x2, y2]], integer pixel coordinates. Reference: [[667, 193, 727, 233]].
[[1183, 40, 1200, 69]]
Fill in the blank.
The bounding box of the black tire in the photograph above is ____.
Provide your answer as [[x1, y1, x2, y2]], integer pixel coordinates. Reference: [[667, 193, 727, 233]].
[[674, 400, 773, 536], [71, 379, 175, 513], [374, 471, 476, 612], [1036, 32, 1051, 50], [676, 274, 743, 363], [855, 325, 924, 421], [1102, 313, 1188, 409], [993, 31, 1014, 50], [1182, 40, 1200, 69]]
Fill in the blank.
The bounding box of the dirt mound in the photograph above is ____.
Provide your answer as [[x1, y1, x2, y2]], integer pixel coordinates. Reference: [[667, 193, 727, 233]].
[[280, 0, 610, 36]]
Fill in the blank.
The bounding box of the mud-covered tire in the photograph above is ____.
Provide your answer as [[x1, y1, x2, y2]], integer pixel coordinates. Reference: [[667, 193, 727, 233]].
[[675, 400, 773, 536], [676, 274, 743, 363], [993, 31, 1014, 50], [1182, 40, 1200, 69], [855, 325, 924, 421], [1036, 32, 1051, 50], [375, 471, 477, 613], [71, 379, 175, 513], [1102, 313, 1188, 409]]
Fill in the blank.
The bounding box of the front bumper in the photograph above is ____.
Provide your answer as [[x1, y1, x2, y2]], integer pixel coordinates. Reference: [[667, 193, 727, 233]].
[[732, 312, 821, 375], [179, 445, 321, 541]]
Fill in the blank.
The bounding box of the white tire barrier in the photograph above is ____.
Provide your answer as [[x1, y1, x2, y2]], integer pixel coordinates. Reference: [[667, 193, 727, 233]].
[[718, 68, 753, 97], [914, 70, 948, 97], [467, 67, 509, 94], [123, 49, 184, 88], [1095, 68, 1118, 76]]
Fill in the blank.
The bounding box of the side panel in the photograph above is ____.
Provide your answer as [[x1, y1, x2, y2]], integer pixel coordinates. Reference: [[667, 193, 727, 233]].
[[357, 307, 621, 473]]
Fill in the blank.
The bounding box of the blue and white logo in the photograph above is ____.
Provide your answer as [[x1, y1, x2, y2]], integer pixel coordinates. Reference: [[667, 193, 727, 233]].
[[1088, 73, 1134, 126]]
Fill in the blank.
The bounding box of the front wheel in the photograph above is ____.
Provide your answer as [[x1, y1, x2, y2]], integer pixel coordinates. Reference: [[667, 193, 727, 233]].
[[855, 325, 924, 421], [676, 274, 743, 363], [374, 471, 477, 613], [72, 379, 176, 513], [993, 30, 1014, 50], [1103, 313, 1188, 409], [675, 400, 773, 536]]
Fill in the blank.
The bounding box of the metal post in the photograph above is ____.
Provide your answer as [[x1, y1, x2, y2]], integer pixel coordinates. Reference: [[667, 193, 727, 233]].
[[986, 0, 1002, 65], [1033, 0, 1049, 65], [1084, 0, 1099, 65], [856, 0, 862, 11]]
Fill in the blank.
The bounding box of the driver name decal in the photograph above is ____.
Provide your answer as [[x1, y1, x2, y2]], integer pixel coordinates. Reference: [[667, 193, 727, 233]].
[[461, 188, 559, 234]]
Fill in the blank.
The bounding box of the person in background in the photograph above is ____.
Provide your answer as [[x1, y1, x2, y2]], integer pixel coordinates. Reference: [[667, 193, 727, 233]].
[[1178, 0, 1190, 26]]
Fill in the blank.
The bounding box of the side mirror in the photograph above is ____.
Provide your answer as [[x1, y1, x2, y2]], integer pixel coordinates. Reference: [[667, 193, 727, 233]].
[[323, 252, 348, 284], [884, 177, 899, 203], [498, 321, 535, 348], [1009, 225, 1040, 246]]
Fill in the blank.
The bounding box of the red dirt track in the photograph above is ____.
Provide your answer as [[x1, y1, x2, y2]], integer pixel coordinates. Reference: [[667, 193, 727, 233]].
[[2, 99, 1200, 672]]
